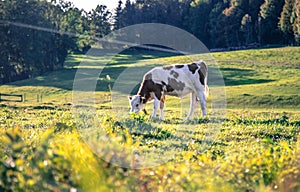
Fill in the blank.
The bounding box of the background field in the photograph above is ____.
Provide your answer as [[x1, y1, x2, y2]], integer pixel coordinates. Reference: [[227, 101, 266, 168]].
[[0, 47, 300, 191], [1, 46, 299, 109]]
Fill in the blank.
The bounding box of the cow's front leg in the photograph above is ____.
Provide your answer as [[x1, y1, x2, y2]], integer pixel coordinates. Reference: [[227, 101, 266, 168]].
[[152, 97, 160, 118], [186, 92, 197, 120]]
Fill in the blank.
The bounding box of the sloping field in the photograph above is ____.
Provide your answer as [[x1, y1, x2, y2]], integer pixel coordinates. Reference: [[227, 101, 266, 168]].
[[0, 47, 299, 191], [1, 46, 299, 109]]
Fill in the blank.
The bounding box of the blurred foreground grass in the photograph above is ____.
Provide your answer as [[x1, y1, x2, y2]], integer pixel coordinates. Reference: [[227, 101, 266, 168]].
[[0, 106, 300, 191]]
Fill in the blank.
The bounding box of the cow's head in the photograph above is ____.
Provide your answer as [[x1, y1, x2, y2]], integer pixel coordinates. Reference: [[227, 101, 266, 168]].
[[128, 95, 146, 113]]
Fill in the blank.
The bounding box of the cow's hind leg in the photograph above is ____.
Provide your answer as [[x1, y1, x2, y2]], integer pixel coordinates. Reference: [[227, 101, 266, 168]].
[[160, 95, 165, 120], [152, 97, 160, 118], [197, 91, 207, 117], [186, 92, 197, 120]]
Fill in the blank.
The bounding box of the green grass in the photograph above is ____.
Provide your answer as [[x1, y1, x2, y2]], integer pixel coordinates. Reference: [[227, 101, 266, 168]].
[[213, 47, 300, 109], [1, 106, 300, 191], [0, 46, 300, 191], [1, 46, 299, 108]]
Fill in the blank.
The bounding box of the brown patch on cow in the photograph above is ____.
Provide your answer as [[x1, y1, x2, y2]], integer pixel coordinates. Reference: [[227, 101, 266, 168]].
[[161, 81, 174, 92], [163, 65, 173, 70], [200, 61, 207, 70], [188, 63, 198, 74], [170, 70, 179, 78], [198, 70, 205, 85], [144, 73, 152, 80], [168, 77, 185, 91], [138, 77, 163, 103], [140, 96, 146, 103], [199, 61, 207, 74], [175, 65, 184, 68], [198, 62, 207, 85], [154, 89, 163, 101]]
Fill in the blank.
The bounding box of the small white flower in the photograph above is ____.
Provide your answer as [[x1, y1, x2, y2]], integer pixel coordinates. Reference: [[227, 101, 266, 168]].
[[149, 171, 155, 176], [70, 187, 77, 192]]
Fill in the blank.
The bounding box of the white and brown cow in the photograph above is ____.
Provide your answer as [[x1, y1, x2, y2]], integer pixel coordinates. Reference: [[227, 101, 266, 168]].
[[128, 61, 209, 120]]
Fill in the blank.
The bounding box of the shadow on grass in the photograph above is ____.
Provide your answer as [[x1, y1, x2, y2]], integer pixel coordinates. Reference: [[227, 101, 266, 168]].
[[9, 49, 181, 93], [217, 67, 274, 86]]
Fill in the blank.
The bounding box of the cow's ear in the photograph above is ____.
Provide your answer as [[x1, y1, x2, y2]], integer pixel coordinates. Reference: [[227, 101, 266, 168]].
[[128, 96, 133, 100]]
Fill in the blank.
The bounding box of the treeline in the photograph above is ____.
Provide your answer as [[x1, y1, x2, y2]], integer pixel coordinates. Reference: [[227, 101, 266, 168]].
[[1, 0, 299, 84], [115, 0, 300, 48], [0, 0, 111, 84]]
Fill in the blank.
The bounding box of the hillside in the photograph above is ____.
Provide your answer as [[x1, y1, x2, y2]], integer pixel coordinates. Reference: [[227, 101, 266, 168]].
[[1, 47, 300, 191], [0, 46, 299, 110]]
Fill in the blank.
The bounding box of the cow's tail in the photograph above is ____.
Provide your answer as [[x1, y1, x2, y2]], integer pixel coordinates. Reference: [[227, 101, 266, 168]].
[[204, 63, 209, 98]]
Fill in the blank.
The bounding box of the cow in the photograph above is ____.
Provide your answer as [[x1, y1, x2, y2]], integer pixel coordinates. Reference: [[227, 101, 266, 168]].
[[128, 61, 209, 120]]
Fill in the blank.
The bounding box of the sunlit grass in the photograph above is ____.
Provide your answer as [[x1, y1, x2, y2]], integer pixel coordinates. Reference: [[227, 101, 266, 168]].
[[0, 46, 300, 191], [0, 106, 300, 191]]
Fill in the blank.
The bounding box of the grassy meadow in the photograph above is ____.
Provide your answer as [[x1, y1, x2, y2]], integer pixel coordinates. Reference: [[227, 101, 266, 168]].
[[0, 47, 300, 191]]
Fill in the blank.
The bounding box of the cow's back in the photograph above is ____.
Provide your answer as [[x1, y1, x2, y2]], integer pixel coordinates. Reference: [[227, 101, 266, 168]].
[[148, 65, 197, 97]]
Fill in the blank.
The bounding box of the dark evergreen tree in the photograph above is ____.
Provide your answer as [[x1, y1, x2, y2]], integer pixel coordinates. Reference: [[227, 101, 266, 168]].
[[291, 0, 300, 44], [259, 0, 285, 44], [186, 0, 212, 47], [241, 14, 255, 44], [222, 5, 246, 47], [208, 2, 228, 48], [248, 0, 265, 44], [279, 0, 295, 44], [113, 0, 123, 30], [120, 0, 136, 27], [89, 5, 112, 39]]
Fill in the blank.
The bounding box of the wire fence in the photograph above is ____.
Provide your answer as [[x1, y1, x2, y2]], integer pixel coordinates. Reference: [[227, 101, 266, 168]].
[[0, 93, 73, 105], [0, 93, 23, 102]]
